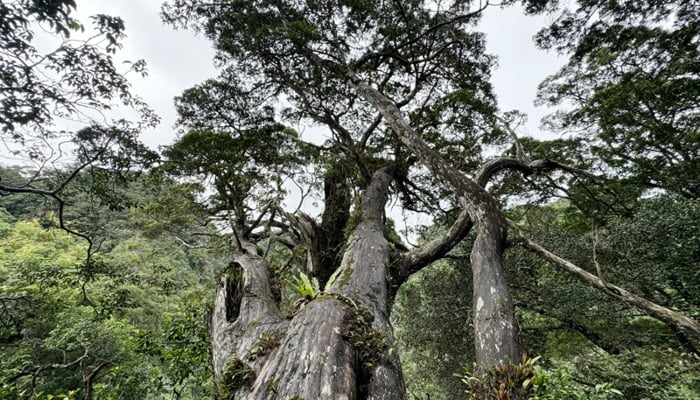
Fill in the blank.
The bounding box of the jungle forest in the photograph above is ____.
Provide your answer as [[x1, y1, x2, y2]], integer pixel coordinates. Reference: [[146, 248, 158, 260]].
[[0, 0, 698, 399]]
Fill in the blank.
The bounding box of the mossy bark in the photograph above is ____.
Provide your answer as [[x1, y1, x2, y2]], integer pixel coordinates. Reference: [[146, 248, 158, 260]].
[[209, 169, 404, 399]]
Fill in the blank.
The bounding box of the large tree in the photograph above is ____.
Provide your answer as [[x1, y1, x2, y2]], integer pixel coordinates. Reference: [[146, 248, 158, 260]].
[[158, 0, 700, 398]]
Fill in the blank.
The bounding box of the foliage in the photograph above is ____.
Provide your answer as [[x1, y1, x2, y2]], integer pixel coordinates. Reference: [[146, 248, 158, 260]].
[[0, 0, 151, 137], [0, 1, 159, 306], [286, 271, 320, 301], [218, 358, 254, 399], [393, 258, 474, 400], [246, 330, 284, 360], [161, 0, 506, 218], [456, 354, 538, 400], [0, 218, 151, 399], [394, 193, 700, 399], [532, 0, 699, 198], [526, 364, 623, 400], [3, 0, 699, 398], [151, 289, 214, 395], [0, 0, 157, 192], [161, 88, 315, 237], [0, 171, 223, 399], [510, 196, 700, 399], [342, 306, 387, 371], [0, 167, 55, 221], [599, 196, 700, 318]]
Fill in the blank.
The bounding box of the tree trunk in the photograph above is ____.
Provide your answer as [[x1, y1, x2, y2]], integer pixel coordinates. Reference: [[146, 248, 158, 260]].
[[209, 169, 404, 399], [349, 79, 522, 376]]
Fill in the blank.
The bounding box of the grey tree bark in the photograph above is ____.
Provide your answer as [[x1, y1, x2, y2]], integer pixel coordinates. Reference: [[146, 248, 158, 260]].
[[349, 78, 523, 375], [209, 169, 404, 399]]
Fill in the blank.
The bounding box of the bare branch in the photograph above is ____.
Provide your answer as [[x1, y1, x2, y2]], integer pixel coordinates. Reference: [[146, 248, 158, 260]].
[[592, 226, 604, 279], [508, 219, 700, 339], [494, 113, 529, 162], [174, 236, 207, 249]]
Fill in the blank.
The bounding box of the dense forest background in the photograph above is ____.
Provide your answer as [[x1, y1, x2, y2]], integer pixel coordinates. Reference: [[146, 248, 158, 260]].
[[1, 0, 698, 399], [2, 168, 699, 400]]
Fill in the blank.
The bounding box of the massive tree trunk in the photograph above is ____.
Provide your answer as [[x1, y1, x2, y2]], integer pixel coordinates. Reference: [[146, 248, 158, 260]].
[[209, 169, 404, 399], [349, 79, 522, 375]]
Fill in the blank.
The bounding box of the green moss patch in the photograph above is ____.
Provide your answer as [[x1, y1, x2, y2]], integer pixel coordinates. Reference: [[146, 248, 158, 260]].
[[219, 357, 254, 398]]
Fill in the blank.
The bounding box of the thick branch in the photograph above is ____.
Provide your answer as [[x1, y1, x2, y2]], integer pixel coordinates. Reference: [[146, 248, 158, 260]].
[[508, 220, 700, 339], [83, 360, 112, 400], [11, 346, 90, 384], [392, 156, 562, 285], [209, 239, 282, 377], [389, 210, 473, 292], [345, 75, 523, 373]]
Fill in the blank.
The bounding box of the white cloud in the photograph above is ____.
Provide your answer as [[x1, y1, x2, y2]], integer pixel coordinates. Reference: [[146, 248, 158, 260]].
[[75, 1, 217, 149]]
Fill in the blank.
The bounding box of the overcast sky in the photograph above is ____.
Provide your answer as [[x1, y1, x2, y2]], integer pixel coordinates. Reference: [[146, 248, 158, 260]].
[[0, 2, 568, 238], [71, 1, 564, 150]]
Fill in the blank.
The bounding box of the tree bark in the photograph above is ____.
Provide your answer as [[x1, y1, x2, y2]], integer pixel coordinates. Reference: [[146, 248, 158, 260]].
[[316, 164, 352, 284], [349, 79, 522, 376], [209, 169, 404, 399]]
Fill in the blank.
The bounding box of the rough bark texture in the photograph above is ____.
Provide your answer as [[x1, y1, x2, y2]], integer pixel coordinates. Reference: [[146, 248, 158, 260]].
[[326, 169, 405, 399], [209, 170, 404, 399], [316, 164, 352, 284], [350, 79, 522, 374], [209, 246, 279, 374]]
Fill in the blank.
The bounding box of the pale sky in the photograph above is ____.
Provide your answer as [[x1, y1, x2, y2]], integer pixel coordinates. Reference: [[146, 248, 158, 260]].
[[71, 1, 564, 149]]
